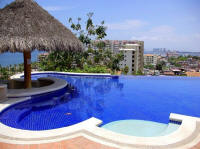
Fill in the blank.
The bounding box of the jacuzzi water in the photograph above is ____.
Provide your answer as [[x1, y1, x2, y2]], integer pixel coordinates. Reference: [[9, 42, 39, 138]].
[[0, 74, 200, 136], [102, 120, 180, 137]]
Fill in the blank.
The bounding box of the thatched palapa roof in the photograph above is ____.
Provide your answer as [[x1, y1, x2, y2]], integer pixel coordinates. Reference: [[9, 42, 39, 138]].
[[0, 0, 83, 53]]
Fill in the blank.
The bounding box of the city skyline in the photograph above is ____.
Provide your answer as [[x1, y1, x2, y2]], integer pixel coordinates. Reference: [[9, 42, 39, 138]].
[[0, 0, 200, 51]]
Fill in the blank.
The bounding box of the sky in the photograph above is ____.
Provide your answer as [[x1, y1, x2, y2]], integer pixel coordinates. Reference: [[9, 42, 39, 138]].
[[0, 0, 200, 51]]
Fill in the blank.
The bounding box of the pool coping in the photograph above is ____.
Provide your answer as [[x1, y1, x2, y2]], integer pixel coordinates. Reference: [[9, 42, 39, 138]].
[[10, 71, 117, 79], [0, 71, 199, 148]]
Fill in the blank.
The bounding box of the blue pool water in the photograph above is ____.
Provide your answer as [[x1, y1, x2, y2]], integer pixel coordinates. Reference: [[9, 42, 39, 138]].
[[0, 74, 200, 131]]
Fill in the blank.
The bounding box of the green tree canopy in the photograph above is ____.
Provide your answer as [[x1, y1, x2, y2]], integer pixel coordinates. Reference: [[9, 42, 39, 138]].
[[68, 12, 107, 46]]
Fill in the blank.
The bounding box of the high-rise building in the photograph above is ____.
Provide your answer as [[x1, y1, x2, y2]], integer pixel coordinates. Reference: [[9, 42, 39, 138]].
[[119, 44, 143, 74], [167, 52, 179, 58], [91, 40, 144, 74], [144, 54, 158, 66]]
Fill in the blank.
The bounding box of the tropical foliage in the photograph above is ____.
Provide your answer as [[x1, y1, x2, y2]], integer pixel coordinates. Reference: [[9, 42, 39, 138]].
[[38, 12, 124, 74], [38, 49, 124, 74], [68, 12, 107, 46], [0, 64, 23, 80], [123, 66, 129, 74], [144, 64, 155, 69], [133, 70, 144, 75], [0, 62, 38, 80], [168, 56, 185, 67]]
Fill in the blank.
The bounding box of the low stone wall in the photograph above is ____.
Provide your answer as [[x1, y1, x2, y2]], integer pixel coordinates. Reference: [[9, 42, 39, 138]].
[[0, 84, 7, 102], [186, 72, 200, 77], [8, 78, 54, 89], [7, 77, 67, 98], [38, 78, 54, 87]]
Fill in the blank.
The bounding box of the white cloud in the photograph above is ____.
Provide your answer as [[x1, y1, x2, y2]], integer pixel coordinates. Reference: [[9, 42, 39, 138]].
[[43, 6, 75, 11], [106, 19, 200, 51], [131, 25, 176, 42], [181, 16, 198, 23], [131, 25, 200, 51], [194, 33, 200, 39], [149, 25, 174, 34], [131, 36, 160, 41], [106, 20, 147, 30]]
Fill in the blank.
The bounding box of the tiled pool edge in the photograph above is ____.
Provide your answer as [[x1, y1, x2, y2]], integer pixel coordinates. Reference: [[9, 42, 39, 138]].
[[0, 72, 199, 148]]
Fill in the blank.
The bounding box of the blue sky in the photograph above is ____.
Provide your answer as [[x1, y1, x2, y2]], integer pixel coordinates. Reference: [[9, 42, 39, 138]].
[[1, 0, 200, 51]]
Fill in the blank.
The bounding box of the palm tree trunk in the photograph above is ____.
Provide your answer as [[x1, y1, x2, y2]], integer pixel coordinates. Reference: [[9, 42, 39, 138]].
[[23, 51, 32, 88]]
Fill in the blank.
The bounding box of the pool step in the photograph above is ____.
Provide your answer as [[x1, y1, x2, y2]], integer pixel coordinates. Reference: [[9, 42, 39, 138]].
[[158, 123, 180, 136]]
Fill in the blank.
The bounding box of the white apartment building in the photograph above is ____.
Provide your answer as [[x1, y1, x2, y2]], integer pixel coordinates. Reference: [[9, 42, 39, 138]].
[[119, 44, 141, 75], [90, 40, 144, 74], [144, 54, 158, 66]]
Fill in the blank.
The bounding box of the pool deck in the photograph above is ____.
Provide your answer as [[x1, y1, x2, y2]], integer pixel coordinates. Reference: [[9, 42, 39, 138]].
[[0, 136, 117, 149], [0, 72, 200, 149], [0, 137, 200, 149]]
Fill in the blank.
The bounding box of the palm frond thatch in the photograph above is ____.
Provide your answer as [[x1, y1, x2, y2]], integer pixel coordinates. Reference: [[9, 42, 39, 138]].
[[0, 0, 83, 53]]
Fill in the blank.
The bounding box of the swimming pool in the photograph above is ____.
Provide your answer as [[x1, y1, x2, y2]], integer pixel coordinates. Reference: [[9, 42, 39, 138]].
[[0, 74, 200, 132]]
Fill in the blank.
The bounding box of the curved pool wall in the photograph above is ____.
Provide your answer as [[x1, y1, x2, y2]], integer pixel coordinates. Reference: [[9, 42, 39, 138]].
[[7, 77, 68, 98], [0, 72, 200, 132]]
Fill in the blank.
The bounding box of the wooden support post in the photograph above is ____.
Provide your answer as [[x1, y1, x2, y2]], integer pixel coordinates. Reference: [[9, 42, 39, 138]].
[[23, 51, 32, 88]]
